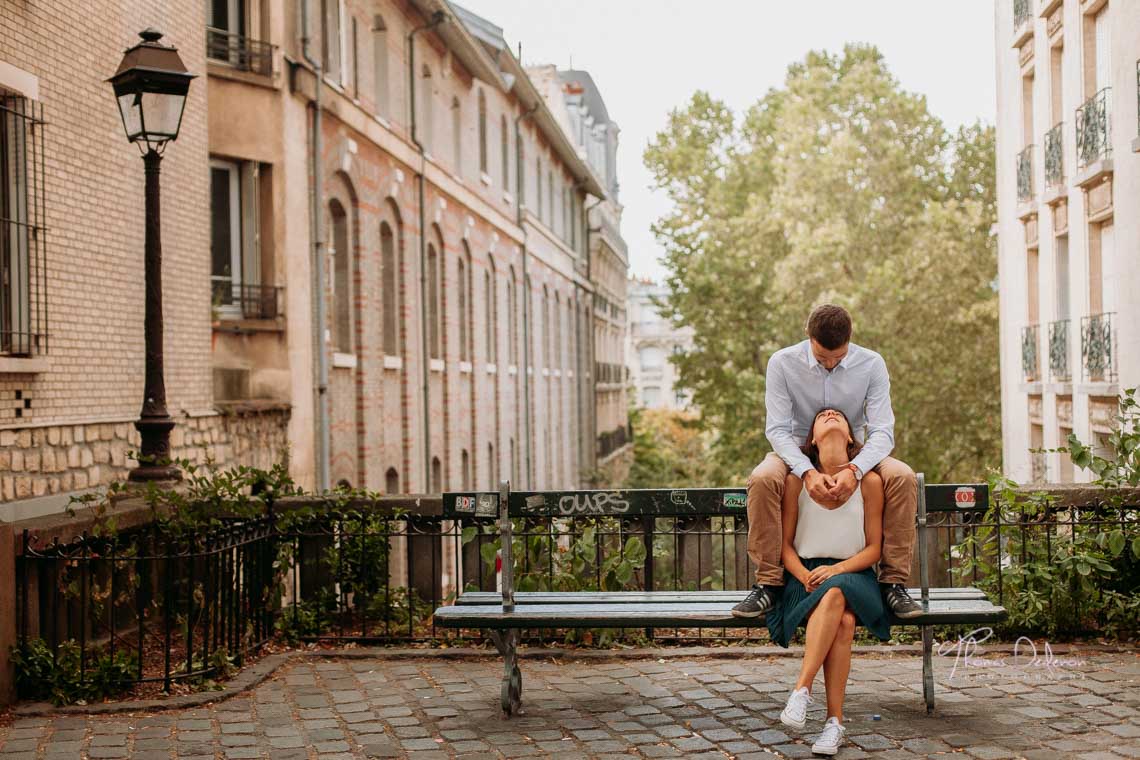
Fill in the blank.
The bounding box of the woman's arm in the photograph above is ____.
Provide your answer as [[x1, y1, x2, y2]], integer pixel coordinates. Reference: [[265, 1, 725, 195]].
[[780, 473, 811, 586], [806, 472, 884, 586]]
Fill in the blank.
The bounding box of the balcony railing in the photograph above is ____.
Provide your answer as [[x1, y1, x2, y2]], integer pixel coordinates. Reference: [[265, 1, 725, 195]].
[[1021, 324, 1040, 382], [1076, 88, 1112, 168], [1044, 123, 1063, 189], [1016, 145, 1035, 202], [212, 282, 282, 320], [1081, 312, 1116, 382], [597, 423, 633, 459], [206, 27, 274, 76], [1014, 0, 1032, 31], [595, 361, 628, 384], [1048, 318, 1070, 381]]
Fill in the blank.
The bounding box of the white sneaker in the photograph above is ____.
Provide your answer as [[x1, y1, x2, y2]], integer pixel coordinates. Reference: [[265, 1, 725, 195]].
[[811, 716, 846, 755], [780, 686, 812, 728]]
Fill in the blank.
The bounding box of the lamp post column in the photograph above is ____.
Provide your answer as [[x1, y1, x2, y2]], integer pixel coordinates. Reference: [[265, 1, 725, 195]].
[[129, 148, 179, 482]]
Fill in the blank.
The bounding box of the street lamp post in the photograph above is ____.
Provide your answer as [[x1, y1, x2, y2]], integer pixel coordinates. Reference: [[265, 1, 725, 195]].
[[108, 29, 195, 482]]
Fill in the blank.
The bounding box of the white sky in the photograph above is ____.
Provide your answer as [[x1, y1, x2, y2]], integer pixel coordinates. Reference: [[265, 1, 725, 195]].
[[455, 0, 998, 281]]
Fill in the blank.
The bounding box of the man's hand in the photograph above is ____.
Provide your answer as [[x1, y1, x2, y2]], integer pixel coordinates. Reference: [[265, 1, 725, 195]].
[[803, 469, 836, 505], [828, 468, 858, 504]]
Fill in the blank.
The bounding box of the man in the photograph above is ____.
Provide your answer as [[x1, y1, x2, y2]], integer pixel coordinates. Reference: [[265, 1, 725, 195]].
[[732, 304, 922, 619]]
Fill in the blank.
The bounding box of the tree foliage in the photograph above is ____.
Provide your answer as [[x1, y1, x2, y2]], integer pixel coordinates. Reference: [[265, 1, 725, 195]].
[[644, 45, 1000, 482]]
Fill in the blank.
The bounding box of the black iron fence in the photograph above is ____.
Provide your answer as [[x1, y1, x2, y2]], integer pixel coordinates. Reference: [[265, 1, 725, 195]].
[[1076, 88, 1111, 168], [1016, 144, 1035, 202], [16, 490, 1140, 696], [211, 282, 282, 320]]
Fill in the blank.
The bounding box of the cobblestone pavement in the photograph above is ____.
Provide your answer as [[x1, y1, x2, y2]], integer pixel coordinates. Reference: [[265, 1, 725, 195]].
[[1, 650, 1138, 759]]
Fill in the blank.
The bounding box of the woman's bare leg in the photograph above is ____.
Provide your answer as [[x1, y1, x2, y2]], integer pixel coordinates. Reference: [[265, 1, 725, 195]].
[[822, 609, 856, 720], [794, 587, 847, 691]]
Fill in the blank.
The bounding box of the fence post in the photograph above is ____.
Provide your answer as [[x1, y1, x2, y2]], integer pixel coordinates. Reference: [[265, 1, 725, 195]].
[[0, 524, 16, 704]]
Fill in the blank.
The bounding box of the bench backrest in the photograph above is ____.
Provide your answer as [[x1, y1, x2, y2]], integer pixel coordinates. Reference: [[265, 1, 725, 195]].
[[442, 477, 988, 610]]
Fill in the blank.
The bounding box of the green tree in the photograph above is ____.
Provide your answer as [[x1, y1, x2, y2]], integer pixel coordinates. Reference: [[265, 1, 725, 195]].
[[644, 44, 1000, 483]]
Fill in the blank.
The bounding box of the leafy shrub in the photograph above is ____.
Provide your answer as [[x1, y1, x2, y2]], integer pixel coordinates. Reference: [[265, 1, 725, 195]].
[[12, 638, 136, 705]]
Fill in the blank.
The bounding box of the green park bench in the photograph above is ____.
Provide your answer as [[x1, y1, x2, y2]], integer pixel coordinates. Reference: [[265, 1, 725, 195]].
[[434, 475, 1007, 716]]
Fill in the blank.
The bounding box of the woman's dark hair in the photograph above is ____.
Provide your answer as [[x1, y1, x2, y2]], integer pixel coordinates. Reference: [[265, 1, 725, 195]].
[[800, 408, 863, 469], [807, 304, 852, 350]]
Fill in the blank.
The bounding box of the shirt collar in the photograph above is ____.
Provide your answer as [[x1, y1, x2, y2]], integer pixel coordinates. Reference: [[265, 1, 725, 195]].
[[802, 340, 854, 372]]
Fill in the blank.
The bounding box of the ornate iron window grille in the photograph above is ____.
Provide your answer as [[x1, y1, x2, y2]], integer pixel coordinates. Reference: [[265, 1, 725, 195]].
[[1081, 312, 1116, 382], [0, 96, 48, 357], [1013, 0, 1032, 31], [1016, 144, 1035, 202], [211, 282, 281, 320], [1076, 88, 1111, 169], [1043, 123, 1063, 189], [1021, 324, 1039, 382], [1048, 318, 1070, 381]]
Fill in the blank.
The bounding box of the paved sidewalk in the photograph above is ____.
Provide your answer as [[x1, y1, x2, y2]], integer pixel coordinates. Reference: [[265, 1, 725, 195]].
[[0, 649, 1137, 759]]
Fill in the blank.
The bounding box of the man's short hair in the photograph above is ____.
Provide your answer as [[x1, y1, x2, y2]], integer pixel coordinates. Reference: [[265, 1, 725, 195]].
[[807, 304, 852, 350]]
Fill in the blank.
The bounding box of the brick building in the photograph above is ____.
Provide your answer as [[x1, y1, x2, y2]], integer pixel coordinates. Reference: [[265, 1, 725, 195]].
[[0, 1, 289, 518], [0, 0, 630, 516]]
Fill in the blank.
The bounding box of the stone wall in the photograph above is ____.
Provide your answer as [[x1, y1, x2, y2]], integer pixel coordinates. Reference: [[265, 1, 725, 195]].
[[0, 404, 290, 506]]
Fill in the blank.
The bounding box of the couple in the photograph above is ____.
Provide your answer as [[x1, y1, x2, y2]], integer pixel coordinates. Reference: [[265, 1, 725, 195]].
[[731, 304, 922, 756]]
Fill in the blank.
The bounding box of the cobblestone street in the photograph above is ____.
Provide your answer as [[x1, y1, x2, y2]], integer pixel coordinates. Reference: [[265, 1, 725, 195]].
[[1, 649, 1138, 760]]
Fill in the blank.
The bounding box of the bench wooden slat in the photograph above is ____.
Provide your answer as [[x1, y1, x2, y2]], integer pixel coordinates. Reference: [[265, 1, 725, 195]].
[[454, 588, 988, 606], [433, 599, 1007, 629]]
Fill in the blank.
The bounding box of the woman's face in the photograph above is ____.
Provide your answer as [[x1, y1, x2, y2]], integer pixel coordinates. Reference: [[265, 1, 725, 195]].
[[811, 408, 851, 444]]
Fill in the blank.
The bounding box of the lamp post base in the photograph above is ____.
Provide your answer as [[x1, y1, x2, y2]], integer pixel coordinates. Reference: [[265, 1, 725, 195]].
[[128, 415, 182, 482]]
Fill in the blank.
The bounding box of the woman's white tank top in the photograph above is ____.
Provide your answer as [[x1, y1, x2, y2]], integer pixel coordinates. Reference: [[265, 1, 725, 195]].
[[792, 483, 867, 560]]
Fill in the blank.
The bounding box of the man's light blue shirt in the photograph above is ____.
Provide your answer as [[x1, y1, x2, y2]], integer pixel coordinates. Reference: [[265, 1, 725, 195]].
[[764, 339, 895, 478]]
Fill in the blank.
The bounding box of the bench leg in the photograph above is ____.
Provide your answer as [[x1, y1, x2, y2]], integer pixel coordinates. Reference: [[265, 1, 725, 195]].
[[921, 624, 935, 714], [488, 630, 522, 716]]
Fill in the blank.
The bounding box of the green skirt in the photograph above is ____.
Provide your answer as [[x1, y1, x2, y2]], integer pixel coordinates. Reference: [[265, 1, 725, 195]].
[[765, 557, 891, 648]]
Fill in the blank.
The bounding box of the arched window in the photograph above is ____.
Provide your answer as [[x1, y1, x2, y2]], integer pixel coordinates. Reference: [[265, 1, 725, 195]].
[[329, 199, 351, 352], [385, 467, 399, 494], [509, 438, 517, 483], [461, 449, 470, 489], [554, 292, 562, 368], [542, 286, 550, 369], [464, 245, 474, 361], [485, 258, 497, 364], [457, 254, 468, 361], [535, 157, 543, 217], [487, 442, 495, 488], [500, 114, 509, 189], [546, 169, 554, 226], [451, 96, 462, 174], [477, 90, 488, 175], [420, 65, 433, 153], [507, 267, 518, 364], [372, 15, 389, 117], [427, 242, 440, 359], [380, 220, 397, 355], [431, 456, 442, 493], [518, 137, 526, 204]]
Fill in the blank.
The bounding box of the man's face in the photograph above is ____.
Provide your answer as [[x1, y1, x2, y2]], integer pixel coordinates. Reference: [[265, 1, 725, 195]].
[[809, 339, 849, 370]]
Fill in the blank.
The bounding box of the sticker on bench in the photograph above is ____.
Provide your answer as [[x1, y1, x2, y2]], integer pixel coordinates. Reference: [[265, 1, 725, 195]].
[[955, 486, 976, 509], [454, 496, 477, 514], [722, 492, 746, 509], [476, 493, 499, 516]]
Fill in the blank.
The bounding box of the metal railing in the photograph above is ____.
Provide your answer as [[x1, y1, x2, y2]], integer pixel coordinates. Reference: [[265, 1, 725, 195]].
[[1021, 324, 1040, 382], [1081, 311, 1116, 382], [1048, 318, 1070, 381], [212, 282, 281, 320], [1014, 0, 1032, 31], [595, 361, 628, 384], [1076, 88, 1112, 168], [1044, 123, 1064, 189], [597, 423, 633, 459], [1016, 144, 1035, 202], [206, 28, 274, 76]]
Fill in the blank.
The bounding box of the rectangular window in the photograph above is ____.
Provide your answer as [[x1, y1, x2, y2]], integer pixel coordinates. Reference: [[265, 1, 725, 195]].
[[372, 16, 389, 117], [321, 0, 342, 84], [0, 95, 46, 356], [211, 159, 272, 319], [351, 16, 359, 96]]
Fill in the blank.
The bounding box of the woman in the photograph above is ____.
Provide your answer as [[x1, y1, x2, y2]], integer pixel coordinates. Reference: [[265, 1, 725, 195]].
[[765, 408, 890, 756]]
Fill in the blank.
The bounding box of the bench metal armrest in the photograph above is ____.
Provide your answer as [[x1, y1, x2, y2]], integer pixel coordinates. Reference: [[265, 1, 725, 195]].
[[499, 479, 514, 611], [917, 472, 929, 606]]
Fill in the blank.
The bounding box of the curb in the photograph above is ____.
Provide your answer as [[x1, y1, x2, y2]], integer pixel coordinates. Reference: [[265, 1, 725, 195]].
[[12, 641, 1134, 717]]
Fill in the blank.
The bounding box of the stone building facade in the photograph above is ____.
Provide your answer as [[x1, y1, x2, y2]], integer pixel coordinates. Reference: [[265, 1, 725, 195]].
[[0, 1, 292, 517], [995, 0, 1140, 482], [627, 277, 693, 411], [0, 0, 629, 518]]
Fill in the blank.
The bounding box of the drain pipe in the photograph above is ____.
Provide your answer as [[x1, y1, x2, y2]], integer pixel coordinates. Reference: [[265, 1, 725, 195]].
[[514, 103, 538, 488], [300, 0, 329, 491], [409, 10, 447, 491]]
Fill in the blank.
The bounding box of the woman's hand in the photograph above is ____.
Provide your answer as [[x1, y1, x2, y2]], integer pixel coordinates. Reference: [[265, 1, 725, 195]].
[[806, 563, 844, 591]]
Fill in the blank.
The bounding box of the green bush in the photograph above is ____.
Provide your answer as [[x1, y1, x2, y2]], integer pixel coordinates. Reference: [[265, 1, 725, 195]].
[[11, 638, 136, 706]]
